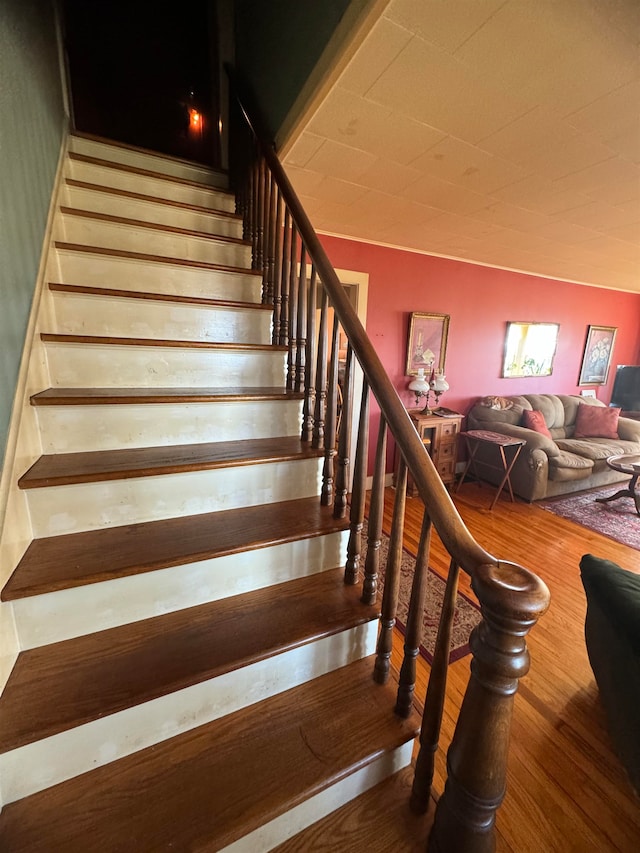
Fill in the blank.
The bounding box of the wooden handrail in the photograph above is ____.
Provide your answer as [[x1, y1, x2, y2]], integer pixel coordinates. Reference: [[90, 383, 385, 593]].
[[226, 63, 550, 853], [228, 64, 491, 574]]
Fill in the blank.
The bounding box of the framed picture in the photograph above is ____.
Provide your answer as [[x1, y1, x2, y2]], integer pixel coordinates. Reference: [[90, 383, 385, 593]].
[[502, 321, 560, 378], [406, 312, 450, 375], [579, 325, 617, 386]]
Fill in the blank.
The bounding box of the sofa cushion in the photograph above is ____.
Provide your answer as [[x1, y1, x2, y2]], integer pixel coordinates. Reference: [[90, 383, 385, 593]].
[[556, 437, 637, 461], [547, 449, 593, 481], [522, 394, 566, 429], [471, 399, 524, 427], [574, 404, 620, 438], [522, 409, 552, 437]]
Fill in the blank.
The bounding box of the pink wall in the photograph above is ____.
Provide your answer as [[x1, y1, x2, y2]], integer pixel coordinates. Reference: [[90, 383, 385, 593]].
[[322, 234, 640, 409], [320, 234, 640, 469]]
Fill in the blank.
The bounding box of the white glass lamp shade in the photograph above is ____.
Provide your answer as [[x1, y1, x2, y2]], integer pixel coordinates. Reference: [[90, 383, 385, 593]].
[[408, 368, 430, 401], [430, 372, 449, 393]]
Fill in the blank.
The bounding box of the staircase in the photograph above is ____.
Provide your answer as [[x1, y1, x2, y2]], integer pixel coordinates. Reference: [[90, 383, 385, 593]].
[[0, 136, 422, 850]]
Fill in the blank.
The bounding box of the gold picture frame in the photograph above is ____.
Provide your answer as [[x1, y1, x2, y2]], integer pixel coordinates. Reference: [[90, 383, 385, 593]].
[[406, 312, 450, 376], [578, 325, 617, 386]]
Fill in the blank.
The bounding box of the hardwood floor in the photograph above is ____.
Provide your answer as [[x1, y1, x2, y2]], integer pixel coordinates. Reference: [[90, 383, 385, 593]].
[[382, 483, 640, 853]]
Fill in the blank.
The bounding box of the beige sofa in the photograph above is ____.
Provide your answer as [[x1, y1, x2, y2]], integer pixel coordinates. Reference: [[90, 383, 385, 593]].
[[466, 394, 640, 502]]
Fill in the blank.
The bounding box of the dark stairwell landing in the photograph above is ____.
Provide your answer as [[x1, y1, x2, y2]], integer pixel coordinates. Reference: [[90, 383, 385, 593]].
[[62, 0, 220, 167]]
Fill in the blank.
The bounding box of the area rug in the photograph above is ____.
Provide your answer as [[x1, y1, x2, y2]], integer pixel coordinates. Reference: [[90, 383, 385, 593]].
[[361, 522, 482, 664], [539, 488, 640, 551]]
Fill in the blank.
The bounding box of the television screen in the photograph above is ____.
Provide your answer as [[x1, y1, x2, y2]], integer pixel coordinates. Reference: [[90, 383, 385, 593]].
[[610, 365, 640, 411]]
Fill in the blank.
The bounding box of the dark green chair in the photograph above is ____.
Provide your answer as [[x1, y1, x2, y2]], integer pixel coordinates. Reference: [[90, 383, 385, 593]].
[[580, 553, 640, 794]]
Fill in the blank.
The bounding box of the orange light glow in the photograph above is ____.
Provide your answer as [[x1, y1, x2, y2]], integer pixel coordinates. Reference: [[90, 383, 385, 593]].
[[189, 109, 201, 130]]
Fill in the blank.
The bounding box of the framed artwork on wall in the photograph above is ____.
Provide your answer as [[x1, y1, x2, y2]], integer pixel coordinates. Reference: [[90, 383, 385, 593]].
[[502, 321, 560, 378], [406, 312, 450, 375], [579, 325, 617, 386]]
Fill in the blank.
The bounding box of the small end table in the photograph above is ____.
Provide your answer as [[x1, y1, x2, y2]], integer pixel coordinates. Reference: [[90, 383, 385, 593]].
[[456, 429, 526, 510]]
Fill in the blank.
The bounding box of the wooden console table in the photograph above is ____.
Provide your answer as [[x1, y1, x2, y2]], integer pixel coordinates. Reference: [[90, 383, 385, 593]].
[[396, 409, 464, 494], [456, 429, 525, 510]]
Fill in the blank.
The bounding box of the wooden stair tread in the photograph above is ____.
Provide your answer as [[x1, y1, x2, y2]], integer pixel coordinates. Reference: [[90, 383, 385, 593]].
[[0, 656, 418, 853], [66, 178, 241, 218], [0, 567, 374, 752], [54, 241, 262, 275], [40, 332, 285, 350], [69, 151, 235, 195], [70, 131, 229, 177], [18, 436, 322, 489], [272, 766, 435, 853], [59, 206, 250, 246], [48, 282, 272, 311], [3, 497, 348, 599], [30, 386, 303, 405]]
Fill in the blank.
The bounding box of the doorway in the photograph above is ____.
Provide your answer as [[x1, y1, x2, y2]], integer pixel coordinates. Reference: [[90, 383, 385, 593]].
[[306, 268, 368, 489]]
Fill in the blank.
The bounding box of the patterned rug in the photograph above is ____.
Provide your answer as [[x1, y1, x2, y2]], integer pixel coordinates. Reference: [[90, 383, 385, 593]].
[[540, 487, 640, 551], [362, 523, 482, 664]]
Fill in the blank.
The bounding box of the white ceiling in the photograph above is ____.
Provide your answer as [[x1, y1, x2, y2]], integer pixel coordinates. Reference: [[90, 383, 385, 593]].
[[282, 0, 640, 293]]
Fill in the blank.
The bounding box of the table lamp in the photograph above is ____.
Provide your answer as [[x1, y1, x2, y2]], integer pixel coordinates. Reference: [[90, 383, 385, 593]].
[[407, 367, 449, 413]]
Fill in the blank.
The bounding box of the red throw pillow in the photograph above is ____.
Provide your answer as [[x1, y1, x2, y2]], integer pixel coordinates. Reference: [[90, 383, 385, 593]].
[[522, 409, 552, 438], [574, 404, 620, 439]]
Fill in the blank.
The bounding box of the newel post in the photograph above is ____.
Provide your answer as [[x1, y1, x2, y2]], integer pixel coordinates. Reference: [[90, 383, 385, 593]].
[[428, 562, 550, 853]]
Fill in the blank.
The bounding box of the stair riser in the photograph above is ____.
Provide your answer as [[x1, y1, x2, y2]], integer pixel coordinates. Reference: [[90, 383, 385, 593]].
[[223, 742, 414, 853], [69, 136, 229, 189], [35, 400, 303, 453], [65, 184, 243, 237], [55, 248, 262, 302], [11, 531, 349, 647], [60, 214, 251, 268], [0, 622, 378, 806], [50, 292, 272, 345], [67, 159, 235, 211], [25, 458, 323, 536], [44, 341, 287, 388]]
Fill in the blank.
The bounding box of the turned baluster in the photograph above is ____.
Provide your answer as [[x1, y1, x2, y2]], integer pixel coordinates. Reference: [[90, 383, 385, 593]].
[[396, 511, 434, 718], [312, 287, 328, 449], [333, 343, 353, 518], [236, 131, 252, 234], [295, 245, 307, 393], [255, 157, 265, 277], [261, 168, 270, 295], [302, 267, 317, 442], [264, 173, 276, 304], [374, 460, 406, 683], [411, 554, 460, 807], [344, 379, 370, 585], [271, 189, 283, 344], [322, 313, 339, 506], [243, 155, 251, 243], [247, 155, 259, 260], [362, 416, 387, 606], [287, 227, 299, 391], [426, 563, 550, 853], [279, 208, 291, 347]]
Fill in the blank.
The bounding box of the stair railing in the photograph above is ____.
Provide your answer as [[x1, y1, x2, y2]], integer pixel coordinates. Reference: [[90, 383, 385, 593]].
[[227, 66, 550, 853]]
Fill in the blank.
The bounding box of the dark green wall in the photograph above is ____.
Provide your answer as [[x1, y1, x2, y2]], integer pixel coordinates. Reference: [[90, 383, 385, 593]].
[[0, 0, 65, 468], [234, 0, 355, 141]]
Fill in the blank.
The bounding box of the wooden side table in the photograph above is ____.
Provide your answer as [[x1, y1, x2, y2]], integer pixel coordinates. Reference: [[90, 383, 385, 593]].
[[397, 409, 464, 494], [456, 429, 525, 509]]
